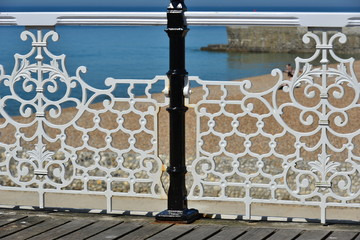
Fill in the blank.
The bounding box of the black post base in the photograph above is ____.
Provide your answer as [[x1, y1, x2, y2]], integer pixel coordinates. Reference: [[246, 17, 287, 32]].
[[155, 208, 200, 224]]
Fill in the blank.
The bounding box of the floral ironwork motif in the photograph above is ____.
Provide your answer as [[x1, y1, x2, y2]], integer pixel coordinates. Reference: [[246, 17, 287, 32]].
[[309, 153, 340, 188], [29, 144, 54, 177]]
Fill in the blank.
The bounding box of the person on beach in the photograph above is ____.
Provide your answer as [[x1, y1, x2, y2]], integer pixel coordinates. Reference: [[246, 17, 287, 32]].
[[279, 64, 295, 90], [284, 64, 294, 78]]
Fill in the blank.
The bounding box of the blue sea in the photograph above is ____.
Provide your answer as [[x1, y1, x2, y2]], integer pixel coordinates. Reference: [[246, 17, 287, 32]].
[[1, 5, 359, 84], [0, 25, 306, 85]]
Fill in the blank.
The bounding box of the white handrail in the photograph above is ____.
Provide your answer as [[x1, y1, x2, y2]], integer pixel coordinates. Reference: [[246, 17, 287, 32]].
[[0, 11, 359, 27]]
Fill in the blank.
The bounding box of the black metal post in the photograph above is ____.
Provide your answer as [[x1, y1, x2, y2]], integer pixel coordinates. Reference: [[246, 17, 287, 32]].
[[155, 0, 199, 223]]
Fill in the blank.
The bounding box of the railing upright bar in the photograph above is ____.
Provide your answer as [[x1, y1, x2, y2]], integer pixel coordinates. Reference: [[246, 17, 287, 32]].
[[155, 0, 199, 223]]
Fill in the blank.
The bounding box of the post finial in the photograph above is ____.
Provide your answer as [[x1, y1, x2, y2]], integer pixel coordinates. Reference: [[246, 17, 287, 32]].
[[168, 0, 187, 11]]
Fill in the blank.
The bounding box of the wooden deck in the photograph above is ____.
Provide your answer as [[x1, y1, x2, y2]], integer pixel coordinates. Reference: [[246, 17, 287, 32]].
[[0, 208, 359, 240]]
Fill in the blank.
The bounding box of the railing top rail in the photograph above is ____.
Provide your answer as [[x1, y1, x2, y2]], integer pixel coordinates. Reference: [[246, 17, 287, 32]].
[[0, 11, 359, 27]]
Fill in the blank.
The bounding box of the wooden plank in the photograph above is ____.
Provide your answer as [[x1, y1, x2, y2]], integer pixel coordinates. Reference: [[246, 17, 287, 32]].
[[27, 219, 95, 240], [120, 223, 173, 240], [87, 222, 142, 240], [296, 230, 331, 240], [266, 229, 303, 240], [57, 220, 121, 240], [206, 226, 248, 240], [177, 225, 223, 240], [1, 218, 69, 240], [147, 224, 195, 240], [0, 216, 45, 238], [236, 228, 275, 240], [0, 215, 27, 227], [326, 231, 359, 240]]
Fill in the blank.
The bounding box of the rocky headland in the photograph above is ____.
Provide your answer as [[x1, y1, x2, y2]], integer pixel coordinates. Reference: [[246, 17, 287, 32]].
[[201, 26, 360, 54]]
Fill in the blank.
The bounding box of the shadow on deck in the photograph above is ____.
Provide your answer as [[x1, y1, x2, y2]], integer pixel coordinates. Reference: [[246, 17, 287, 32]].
[[0, 208, 359, 240]]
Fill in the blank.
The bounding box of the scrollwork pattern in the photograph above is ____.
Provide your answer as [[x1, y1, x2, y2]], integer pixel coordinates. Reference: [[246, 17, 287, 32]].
[[0, 28, 168, 206], [187, 31, 360, 222]]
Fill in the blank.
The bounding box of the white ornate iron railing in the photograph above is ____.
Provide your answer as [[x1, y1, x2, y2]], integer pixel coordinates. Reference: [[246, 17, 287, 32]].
[[0, 10, 360, 224]]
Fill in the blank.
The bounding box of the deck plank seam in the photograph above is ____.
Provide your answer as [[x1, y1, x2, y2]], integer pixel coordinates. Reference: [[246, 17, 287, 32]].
[[0, 215, 28, 228], [170, 226, 196, 240], [233, 229, 248, 240], [49, 220, 96, 240], [23, 220, 72, 240], [202, 226, 224, 240], [0, 218, 46, 239], [262, 229, 278, 240], [321, 231, 334, 240], [82, 221, 125, 240], [351, 232, 360, 240], [143, 223, 175, 239], [291, 230, 305, 240], [113, 223, 144, 239]]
